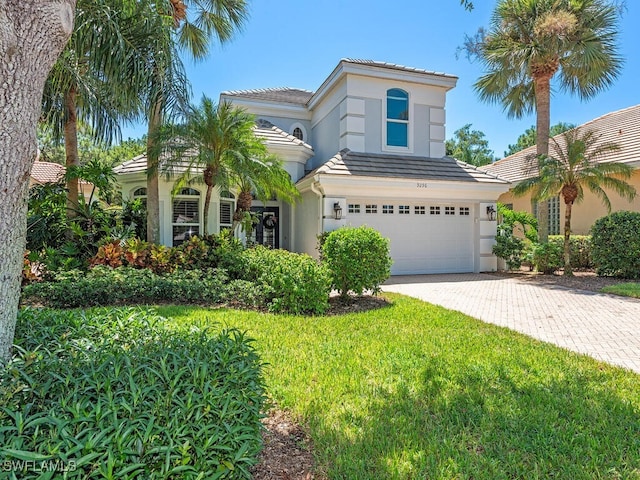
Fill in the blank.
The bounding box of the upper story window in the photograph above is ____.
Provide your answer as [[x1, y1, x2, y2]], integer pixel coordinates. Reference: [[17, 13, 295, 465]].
[[292, 127, 304, 141], [386, 88, 409, 148]]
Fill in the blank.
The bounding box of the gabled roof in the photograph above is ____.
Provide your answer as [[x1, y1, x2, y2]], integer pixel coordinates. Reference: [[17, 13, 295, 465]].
[[30, 161, 65, 184], [221, 87, 314, 106], [300, 149, 509, 184], [482, 104, 640, 183]]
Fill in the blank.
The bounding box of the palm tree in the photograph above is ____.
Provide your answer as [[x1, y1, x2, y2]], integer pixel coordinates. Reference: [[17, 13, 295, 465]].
[[513, 128, 635, 275], [472, 0, 623, 242], [41, 0, 154, 219], [230, 153, 300, 235], [144, 0, 248, 244], [156, 98, 260, 235]]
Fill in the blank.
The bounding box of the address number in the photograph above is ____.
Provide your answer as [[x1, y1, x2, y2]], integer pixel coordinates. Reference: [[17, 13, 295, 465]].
[[416, 182, 428, 188]]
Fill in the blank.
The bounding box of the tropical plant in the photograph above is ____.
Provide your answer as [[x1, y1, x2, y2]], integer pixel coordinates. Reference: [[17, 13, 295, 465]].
[[155, 98, 270, 235], [231, 153, 300, 234], [513, 128, 635, 275], [445, 123, 495, 166], [144, 0, 249, 244], [41, 0, 155, 219], [504, 122, 575, 157], [469, 0, 623, 241], [493, 203, 538, 270]]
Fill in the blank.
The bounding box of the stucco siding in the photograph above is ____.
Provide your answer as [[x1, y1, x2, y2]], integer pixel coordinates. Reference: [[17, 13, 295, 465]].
[[293, 190, 321, 258], [498, 169, 640, 235], [309, 105, 341, 170], [413, 104, 431, 157]]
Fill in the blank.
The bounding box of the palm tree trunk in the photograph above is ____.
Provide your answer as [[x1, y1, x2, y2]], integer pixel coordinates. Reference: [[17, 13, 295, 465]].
[[146, 97, 163, 244], [563, 202, 573, 276], [203, 184, 213, 234], [64, 84, 79, 219], [534, 74, 553, 243]]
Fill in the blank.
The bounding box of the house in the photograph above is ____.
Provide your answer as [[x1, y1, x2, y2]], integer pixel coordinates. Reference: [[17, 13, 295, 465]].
[[30, 160, 65, 186], [115, 59, 511, 274], [482, 105, 640, 235]]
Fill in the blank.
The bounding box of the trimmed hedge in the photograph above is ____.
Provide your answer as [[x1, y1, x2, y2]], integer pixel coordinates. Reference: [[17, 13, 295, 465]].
[[242, 246, 330, 315], [322, 226, 392, 298], [22, 266, 232, 309], [548, 235, 592, 270], [591, 211, 640, 278], [1, 308, 265, 479]]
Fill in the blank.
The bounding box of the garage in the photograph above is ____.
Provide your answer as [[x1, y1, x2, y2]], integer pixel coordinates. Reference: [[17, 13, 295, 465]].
[[346, 200, 475, 275]]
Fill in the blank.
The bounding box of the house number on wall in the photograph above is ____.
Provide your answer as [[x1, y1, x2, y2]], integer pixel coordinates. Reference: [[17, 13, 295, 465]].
[[416, 182, 428, 188]]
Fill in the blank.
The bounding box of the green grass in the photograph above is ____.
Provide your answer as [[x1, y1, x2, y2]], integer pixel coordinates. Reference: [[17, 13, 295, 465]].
[[602, 282, 640, 299], [155, 294, 640, 480]]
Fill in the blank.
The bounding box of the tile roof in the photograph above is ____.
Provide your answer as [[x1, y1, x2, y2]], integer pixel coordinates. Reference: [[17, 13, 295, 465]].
[[253, 120, 313, 153], [30, 161, 65, 184], [221, 87, 314, 106], [302, 149, 509, 184], [114, 123, 314, 175], [341, 58, 458, 80], [482, 104, 640, 183]]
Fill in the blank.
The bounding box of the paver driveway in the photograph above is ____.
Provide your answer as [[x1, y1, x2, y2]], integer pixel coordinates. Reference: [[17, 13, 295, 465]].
[[383, 273, 640, 373]]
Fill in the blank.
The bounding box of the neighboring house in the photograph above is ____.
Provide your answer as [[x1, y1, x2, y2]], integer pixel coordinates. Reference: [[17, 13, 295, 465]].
[[30, 160, 65, 186], [115, 59, 511, 274], [482, 105, 640, 235]]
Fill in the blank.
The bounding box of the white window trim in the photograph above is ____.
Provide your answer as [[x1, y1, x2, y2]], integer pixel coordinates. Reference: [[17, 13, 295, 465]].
[[383, 88, 413, 153], [289, 122, 307, 143], [172, 188, 201, 245]]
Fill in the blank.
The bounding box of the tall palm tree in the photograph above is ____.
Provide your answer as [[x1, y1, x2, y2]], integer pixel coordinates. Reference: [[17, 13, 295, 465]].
[[42, 0, 154, 219], [472, 0, 623, 241], [145, 0, 248, 244], [513, 128, 635, 275], [155, 98, 260, 235]]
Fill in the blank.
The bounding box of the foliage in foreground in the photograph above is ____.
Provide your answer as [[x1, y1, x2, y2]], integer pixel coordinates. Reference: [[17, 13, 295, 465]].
[[591, 211, 640, 278], [0, 308, 265, 479], [321, 226, 392, 298], [160, 296, 640, 480]]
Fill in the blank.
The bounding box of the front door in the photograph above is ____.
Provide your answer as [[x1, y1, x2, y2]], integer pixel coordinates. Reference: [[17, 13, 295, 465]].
[[250, 207, 279, 249]]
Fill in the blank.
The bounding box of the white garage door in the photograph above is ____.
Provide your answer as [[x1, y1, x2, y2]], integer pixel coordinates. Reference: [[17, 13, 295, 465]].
[[346, 201, 474, 275]]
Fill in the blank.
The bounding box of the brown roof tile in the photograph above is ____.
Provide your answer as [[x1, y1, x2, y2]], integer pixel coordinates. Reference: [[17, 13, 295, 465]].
[[30, 161, 65, 184], [483, 104, 640, 183]]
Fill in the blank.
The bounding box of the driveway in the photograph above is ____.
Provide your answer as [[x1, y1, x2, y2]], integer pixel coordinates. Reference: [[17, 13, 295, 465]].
[[383, 273, 640, 374]]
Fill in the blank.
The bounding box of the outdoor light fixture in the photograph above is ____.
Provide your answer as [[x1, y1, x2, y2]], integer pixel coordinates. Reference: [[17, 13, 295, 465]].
[[486, 205, 496, 221], [333, 202, 343, 220]]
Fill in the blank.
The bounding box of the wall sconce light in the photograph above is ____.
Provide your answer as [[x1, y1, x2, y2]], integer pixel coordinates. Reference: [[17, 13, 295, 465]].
[[486, 205, 496, 221], [333, 202, 343, 220]]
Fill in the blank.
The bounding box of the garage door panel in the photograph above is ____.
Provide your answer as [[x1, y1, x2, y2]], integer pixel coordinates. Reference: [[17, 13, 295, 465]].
[[346, 201, 474, 275]]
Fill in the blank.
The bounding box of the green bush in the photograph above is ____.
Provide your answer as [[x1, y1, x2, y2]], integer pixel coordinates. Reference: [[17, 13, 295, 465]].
[[493, 224, 526, 270], [591, 211, 640, 278], [322, 226, 392, 298], [242, 246, 330, 314], [549, 235, 592, 270], [22, 266, 230, 308], [531, 241, 563, 274], [1, 307, 265, 479]]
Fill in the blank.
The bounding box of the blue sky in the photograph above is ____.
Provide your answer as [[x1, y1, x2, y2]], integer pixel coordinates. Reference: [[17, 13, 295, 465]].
[[124, 0, 640, 158]]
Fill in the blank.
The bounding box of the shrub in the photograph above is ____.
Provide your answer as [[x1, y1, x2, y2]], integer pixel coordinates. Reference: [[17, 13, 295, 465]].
[[531, 241, 563, 274], [21, 266, 230, 308], [493, 224, 526, 270], [242, 246, 330, 314], [1, 308, 265, 479], [591, 211, 640, 278], [322, 226, 392, 298], [548, 235, 592, 270]]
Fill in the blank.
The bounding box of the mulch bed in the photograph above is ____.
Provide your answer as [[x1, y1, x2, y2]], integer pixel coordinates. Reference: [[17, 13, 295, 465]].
[[490, 269, 634, 293]]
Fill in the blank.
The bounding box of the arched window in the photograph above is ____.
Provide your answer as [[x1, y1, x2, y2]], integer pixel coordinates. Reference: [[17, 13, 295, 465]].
[[386, 88, 409, 147], [219, 191, 235, 231], [172, 187, 200, 245], [292, 127, 304, 141], [132, 187, 147, 207]]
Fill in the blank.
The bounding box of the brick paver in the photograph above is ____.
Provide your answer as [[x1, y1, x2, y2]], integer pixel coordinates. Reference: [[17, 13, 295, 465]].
[[383, 274, 640, 373]]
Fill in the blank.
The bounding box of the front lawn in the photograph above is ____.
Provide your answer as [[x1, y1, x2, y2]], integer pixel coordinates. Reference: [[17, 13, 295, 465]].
[[602, 282, 640, 299], [159, 294, 640, 480]]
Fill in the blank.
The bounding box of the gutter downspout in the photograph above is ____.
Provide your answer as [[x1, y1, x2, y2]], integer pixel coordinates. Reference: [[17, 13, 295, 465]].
[[310, 177, 324, 237]]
